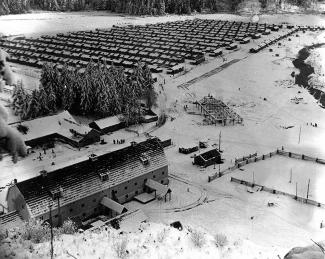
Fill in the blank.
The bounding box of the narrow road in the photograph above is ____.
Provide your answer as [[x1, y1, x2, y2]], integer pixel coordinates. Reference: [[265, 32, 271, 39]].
[[177, 58, 242, 90]]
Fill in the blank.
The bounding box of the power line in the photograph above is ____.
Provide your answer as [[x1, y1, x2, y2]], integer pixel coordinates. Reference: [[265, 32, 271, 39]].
[[0, 180, 15, 192]]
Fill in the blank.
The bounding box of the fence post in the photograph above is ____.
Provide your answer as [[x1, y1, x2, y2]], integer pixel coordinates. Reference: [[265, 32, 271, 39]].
[[262, 155, 265, 160], [302, 154, 304, 160], [289, 152, 291, 157]]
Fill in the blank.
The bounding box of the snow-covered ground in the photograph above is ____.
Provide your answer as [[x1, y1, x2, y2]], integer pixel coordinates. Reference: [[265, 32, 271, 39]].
[[2, 11, 325, 37], [232, 155, 325, 203], [1, 221, 283, 259], [1, 11, 325, 258]]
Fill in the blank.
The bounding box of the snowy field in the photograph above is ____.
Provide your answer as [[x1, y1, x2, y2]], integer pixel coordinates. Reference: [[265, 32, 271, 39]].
[[1, 11, 325, 258], [2, 11, 325, 37], [231, 155, 325, 204]]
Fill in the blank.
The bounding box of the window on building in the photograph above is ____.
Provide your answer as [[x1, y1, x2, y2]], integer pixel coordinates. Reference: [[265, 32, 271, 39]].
[[125, 194, 129, 199], [81, 203, 85, 208], [134, 182, 138, 186], [135, 191, 138, 195], [162, 172, 165, 175], [161, 180, 164, 184], [153, 175, 156, 179], [82, 213, 86, 217], [70, 208, 73, 213], [54, 215, 58, 218], [93, 199, 96, 203], [124, 186, 127, 190], [114, 190, 117, 194]]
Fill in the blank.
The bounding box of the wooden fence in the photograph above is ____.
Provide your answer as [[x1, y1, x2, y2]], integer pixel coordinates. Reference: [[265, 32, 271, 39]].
[[208, 148, 325, 182], [277, 150, 325, 164], [230, 177, 324, 208]]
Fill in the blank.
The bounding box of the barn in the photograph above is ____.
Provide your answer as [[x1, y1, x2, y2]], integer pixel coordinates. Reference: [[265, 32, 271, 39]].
[[11, 111, 100, 148], [5, 137, 169, 227]]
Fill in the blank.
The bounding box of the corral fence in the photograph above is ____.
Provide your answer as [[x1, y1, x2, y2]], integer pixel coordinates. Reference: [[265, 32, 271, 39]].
[[208, 148, 325, 182], [277, 150, 325, 164], [230, 177, 324, 208]]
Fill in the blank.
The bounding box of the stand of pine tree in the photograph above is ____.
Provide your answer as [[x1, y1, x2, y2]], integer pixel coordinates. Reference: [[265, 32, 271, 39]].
[[12, 61, 157, 126], [0, 0, 247, 15]]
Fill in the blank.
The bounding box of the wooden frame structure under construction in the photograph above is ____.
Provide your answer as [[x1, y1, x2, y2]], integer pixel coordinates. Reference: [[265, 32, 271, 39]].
[[194, 96, 243, 126]]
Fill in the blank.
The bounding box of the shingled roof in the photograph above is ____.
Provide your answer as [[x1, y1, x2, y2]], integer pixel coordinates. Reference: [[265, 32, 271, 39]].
[[15, 138, 167, 217]]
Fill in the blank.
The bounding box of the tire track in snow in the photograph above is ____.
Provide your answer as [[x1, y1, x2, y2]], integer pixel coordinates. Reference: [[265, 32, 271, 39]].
[[177, 58, 242, 90]]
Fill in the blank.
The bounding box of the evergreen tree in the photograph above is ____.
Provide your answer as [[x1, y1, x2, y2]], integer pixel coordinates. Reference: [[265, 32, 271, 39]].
[[26, 89, 41, 119], [142, 63, 157, 109], [12, 81, 28, 117], [38, 86, 50, 115]]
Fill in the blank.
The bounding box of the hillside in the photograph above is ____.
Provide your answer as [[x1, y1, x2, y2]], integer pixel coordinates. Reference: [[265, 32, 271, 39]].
[[0, 221, 286, 259], [1, 0, 322, 16]]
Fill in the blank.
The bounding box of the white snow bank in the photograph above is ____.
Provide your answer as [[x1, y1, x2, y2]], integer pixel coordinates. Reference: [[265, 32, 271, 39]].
[[1, 222, 284, 259]]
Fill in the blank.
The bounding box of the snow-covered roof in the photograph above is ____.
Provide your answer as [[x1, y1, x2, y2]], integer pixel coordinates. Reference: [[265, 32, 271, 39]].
[[100, 197, 127, 215], [92, 115, 122, 130], [14, 138, 168, 217], [145, 179, 171, 198], [11, 111, 94, 143]]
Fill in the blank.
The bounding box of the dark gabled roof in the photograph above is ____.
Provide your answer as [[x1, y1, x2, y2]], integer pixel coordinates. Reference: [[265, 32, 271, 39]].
[[16, 138, 167, 217]]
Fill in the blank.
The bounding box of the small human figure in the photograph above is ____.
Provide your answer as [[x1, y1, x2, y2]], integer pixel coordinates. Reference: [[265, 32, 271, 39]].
[[113, 139, 116, 144], [315, 123, 318, 127]]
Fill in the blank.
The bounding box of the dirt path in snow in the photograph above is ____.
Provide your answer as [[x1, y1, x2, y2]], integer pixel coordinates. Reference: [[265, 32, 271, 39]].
[[177, 58, 243, 90]]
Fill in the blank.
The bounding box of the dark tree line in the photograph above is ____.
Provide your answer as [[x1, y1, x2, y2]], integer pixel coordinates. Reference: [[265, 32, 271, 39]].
[[0, 0, 246, 15], [12, 61, 157, 126], [0, 0, 319, 15]]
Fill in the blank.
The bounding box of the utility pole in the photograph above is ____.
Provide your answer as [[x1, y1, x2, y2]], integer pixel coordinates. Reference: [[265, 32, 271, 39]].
[[57, 196, 61, 227], [252, 171, 255, 185], [49, 200, 54, 259], [307, 178, 310, 199], [218, 131, 221, 152], [298, 125, 302, 144], [289, 168, 292, 183], [295, 182, 298, 199]]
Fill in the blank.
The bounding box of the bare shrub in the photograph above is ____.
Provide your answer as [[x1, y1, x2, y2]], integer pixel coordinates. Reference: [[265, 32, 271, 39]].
[[190, 229, 206, 248], [60, 218, 77, 235], [156, 229, 168, 243], [22, 219, 50, 243], [113, 237, 128, 259], [20, 218, 77, 244], [214, 233, 228, 248]]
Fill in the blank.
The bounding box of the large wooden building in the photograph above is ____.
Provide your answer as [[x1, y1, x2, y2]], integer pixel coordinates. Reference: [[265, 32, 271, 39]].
[[6, 137, 169, 227], [11, 111, 100, 148]]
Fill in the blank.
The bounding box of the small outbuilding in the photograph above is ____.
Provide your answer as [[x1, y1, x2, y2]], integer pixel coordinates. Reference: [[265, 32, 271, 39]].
[[193, 148, 222, 167], [145, 179, 172, 202], [179, 143, 199, 154], [89, 115, 125, 135]]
